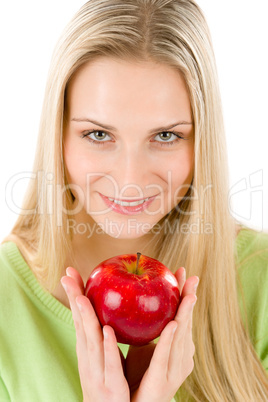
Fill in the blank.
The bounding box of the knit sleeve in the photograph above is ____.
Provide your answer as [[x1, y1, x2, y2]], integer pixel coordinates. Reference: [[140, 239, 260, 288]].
[[236, 229, 268, 372], [0, 375, 10, 401]]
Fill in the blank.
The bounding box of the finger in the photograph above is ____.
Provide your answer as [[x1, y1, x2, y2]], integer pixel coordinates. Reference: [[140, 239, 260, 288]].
[[181, 302, 196, 377], [66, 266, 85, 294], [173, 294, 196, 350], [174, 267, 186, 295], [103, 326, 128, 390], [61, 274, 84, 317], [181, 276, 199, 299], [76, 295, 105, 381], [146, 321, 177, 382], [61, 275, 87, 364], [187, 295, 196, 356], [175, 293, 197, 322], [61, 274, 84, 316], [182, 297, 196, 356], [168, 295, 196, 373]]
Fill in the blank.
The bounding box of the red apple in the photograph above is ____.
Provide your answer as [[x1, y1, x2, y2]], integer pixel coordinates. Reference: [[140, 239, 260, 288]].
[[85, 252, 180, 346]]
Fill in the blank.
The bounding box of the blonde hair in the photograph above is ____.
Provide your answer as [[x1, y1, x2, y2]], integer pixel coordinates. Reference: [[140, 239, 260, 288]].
[[6, 0, 268, 400]]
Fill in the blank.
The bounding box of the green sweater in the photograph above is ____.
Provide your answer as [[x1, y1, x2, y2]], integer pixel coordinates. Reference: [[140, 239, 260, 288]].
[[0, 228, 267, 401]]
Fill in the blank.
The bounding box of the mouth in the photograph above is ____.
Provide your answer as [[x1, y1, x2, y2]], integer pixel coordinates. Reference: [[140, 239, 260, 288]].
[[99, 193, 156, 215], [107, 197, 150, 207]]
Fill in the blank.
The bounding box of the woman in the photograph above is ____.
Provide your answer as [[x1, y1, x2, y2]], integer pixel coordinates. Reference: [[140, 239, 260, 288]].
[[0, 0, 267, 401]]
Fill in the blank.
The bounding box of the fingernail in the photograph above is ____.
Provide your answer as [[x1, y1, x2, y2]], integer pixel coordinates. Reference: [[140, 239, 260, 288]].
[[61, 279, 69, 293], [76, 298, 83, 313], [66, 267, 72, 277], [103, 327, 108, 340], [193, 277, 199, 292], [172, 323, 178, 336], [182, 268, 186, 282], [191, 295, 197, 308]]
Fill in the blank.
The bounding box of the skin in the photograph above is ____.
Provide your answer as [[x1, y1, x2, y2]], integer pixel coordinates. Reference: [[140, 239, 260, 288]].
[[60, 57, 194, 278], [60, 57, 199, 401]]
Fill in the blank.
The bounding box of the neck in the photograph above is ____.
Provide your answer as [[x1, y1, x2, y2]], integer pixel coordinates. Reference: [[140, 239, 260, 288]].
[[64, 212, 157, 283]]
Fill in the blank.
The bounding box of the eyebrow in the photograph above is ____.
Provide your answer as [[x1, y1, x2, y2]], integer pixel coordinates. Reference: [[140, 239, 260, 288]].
[[71, 117, 193, 133]]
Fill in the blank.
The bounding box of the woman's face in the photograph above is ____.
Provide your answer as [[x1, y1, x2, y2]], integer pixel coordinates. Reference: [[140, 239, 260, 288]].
[[64, 57, 194, 239]]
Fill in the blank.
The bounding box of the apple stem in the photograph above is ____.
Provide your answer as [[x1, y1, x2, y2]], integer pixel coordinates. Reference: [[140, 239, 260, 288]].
[[136, 252, 141, 274]]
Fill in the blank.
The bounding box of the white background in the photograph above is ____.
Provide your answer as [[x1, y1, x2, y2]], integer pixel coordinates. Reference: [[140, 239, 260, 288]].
[[0, 0, 267, 242]]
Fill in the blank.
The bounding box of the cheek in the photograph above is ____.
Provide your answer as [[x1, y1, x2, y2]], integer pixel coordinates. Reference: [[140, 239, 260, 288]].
[[63, 138, 109, 187], [166, 149, 194, 196]]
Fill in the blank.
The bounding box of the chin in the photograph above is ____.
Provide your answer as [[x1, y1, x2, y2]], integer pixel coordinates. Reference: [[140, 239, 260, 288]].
[[92, 216, 158, 239]]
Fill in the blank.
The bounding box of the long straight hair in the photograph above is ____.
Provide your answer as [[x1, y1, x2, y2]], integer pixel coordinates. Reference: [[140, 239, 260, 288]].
[[6, 1, 268, 400]]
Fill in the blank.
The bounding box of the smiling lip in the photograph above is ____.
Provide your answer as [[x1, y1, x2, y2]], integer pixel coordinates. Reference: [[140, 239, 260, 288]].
[[99, 193, 156, 215]]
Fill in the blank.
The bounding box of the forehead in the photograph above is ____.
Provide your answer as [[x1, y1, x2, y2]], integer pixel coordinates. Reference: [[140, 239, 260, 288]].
[[65, 57, 192, 121]]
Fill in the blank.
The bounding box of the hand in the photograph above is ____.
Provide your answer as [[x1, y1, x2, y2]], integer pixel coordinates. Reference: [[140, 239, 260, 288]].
[[61, 267, 130, 402], [126, 267, 198, 402]]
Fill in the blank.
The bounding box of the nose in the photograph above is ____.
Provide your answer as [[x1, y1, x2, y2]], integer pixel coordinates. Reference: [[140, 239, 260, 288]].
[[112, 147, 149, 198]]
